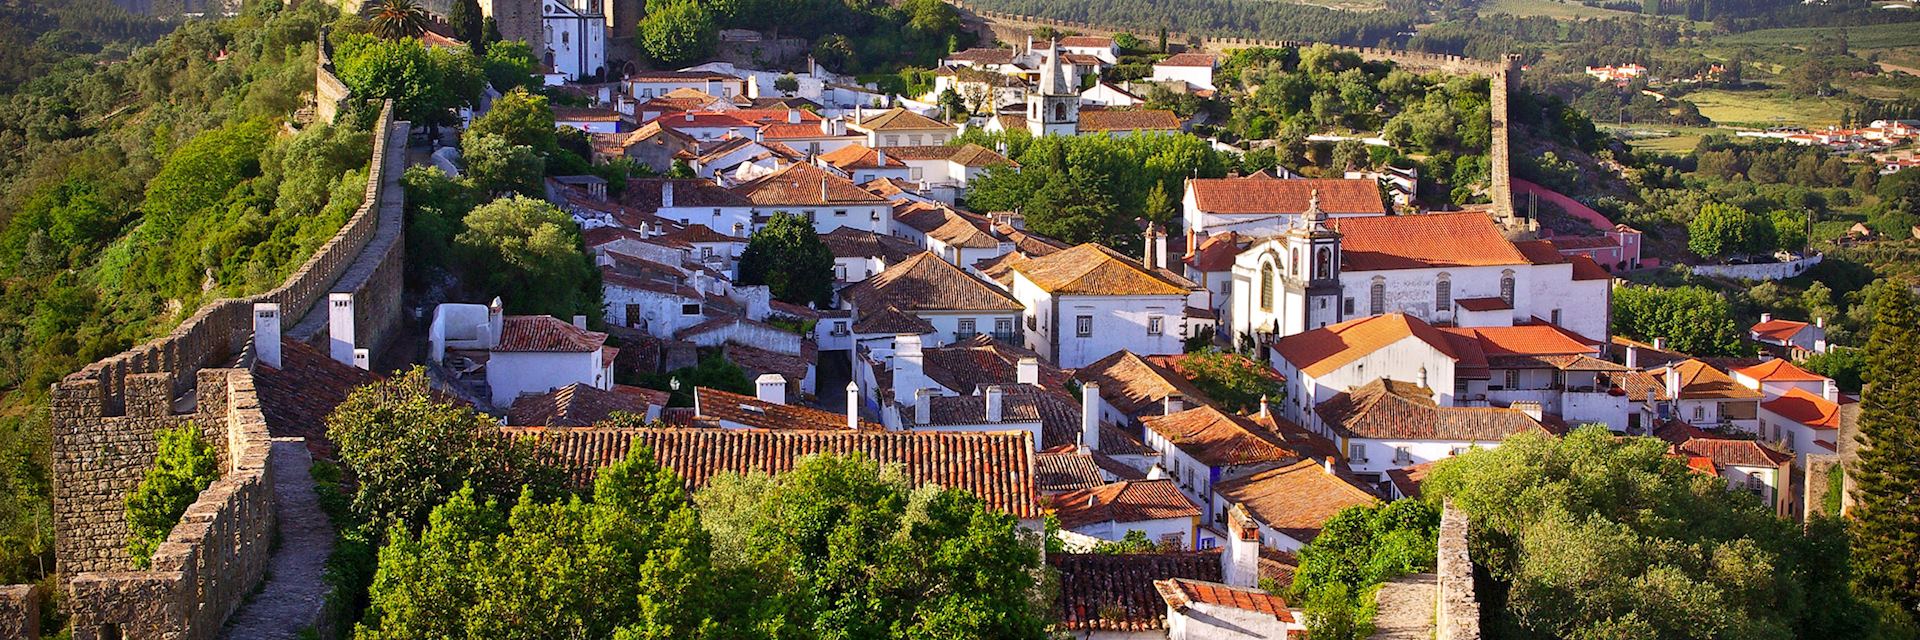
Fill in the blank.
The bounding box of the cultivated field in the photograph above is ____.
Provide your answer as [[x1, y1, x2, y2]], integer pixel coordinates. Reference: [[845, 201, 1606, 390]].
[[1687, 89, 1849, 127]]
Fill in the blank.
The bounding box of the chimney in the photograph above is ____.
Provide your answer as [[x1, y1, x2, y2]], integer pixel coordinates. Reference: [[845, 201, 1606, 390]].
[[755, 373, 787, 404], [1322, 456, 1335, 474], [693, 270, 708, 295], [1511, 401, 1544, 421], [1760, 312, 1773, 324], [1664, 362, 1682, 401], [252, 303, 282, 370], [846, 381, 861, 430], [1222, 504, 1260, 588], [1163, 392, 1184, 415], [328, 293, 356, 367], [1417, 365, 1429, 390], [915, 387, 932, 425], [572, 315, 588, 330], [352, 348, 370, 371], [1824, 378, 1840, 404], [1081, 381, 1101, 451], [820, 177, 829, 202], [788, 109, 801, 124], [1817, 316, 1827, 328], [1258, 394, 1270, 419], [820, 118, 833, 135], [894, 333, 925, 404], [1625, 345, 1641, 370], [662, 181, 675, 208], [874, 148, 885, 167], [1146, 463, 1167, 480], [488, 297, 505, 347], [1017, 357, 1040, 386], [985, 385, 1005, 422], [1653, 337, 1667, 351]]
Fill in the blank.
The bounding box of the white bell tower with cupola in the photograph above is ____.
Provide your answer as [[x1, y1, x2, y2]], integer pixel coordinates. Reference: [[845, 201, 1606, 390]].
[[1026, 40, 1078, 137], [1280, 190, 1344, 331]]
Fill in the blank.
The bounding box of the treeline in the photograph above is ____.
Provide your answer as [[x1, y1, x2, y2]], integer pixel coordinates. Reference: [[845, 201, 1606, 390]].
[[0, 0, 173, 92], [639, 0, 975, 73], [961, 0, 1415, 47], [958, 131, 1234, 252]]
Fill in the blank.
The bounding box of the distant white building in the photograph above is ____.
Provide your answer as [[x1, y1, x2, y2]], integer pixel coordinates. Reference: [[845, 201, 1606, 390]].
[[541, 0, 605, 81], [1151, 52, 1218, 92], [1157, 577, 1305, 639], [1006, 242, 1197, 368]]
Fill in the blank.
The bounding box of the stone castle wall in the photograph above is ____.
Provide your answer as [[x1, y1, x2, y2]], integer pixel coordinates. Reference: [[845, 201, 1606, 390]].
[[1435, 502, 1481, 640], [36, 102, 403, 638], [315, 38, 350, 126], [949, 1, 1521, 225]]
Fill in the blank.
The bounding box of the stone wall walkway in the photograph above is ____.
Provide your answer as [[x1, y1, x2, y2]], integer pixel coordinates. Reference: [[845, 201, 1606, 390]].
[[1368, 572, 1437, 640], [219, 439, 336, 640]]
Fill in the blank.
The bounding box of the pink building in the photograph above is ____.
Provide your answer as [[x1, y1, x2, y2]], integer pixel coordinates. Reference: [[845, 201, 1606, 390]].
[[1551, 224, 1642, 272]]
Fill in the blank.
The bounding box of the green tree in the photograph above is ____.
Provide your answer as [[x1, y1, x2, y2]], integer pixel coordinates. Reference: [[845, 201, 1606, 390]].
[[455, 195, 597, 317], [773, 74, 799, 94], [1177, 348, 1283, 412], [1851, 281, 1920, 612], [1612, 285, 1751, 357], [1302, 583, 1367, 640], [355, 446, 724, 639], [447, 0, 484, 51], [693, 453, 1052, 637], [736, 212, 836, 307], [335, 35, 484, 124], [362, 0, 430, 39], [327, 368, 570, 535], [1801, 348, 1864, 393], [461, 133, 544, 197], [638, 0, 715, 67], [466, 88, 557, 154], [480, 40, 537, 93], [1688, 203, 1773, 259], [124, 426, 219, 568], [1770, 210, 1808, 254]]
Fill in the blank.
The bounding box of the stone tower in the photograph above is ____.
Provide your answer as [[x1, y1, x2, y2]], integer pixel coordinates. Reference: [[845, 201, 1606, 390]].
[[482, 0, 544, 56], [1026, 40, 1078, 137]]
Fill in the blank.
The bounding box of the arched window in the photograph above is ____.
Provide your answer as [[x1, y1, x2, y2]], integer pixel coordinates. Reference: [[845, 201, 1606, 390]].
[[1260, 263, 1275, 311], [544, 49, 556, 69], [1315, 247, 1332, 280], [1369, 277, 1386, 315], [562, 31, 570, 45], [1435, 273, 1451, 312], [1053, 102, 1067, 121], [1500, 270, 1516, 305]]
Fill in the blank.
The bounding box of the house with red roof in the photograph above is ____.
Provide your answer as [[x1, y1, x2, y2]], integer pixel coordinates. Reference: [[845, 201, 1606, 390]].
[[1659, 421, 1794, 516], [1051, 479, 1203, 550], [1748, 313, 1828, 356], [427, 298, 618, 409], [1182, 174, 1387, 237], [1157, 577, 1305, 639]]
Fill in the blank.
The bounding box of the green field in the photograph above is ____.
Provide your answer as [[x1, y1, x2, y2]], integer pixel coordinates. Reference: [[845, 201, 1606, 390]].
[[1687, 89, 1849, 127], [1712, 21, 1920, 50], [1601, 124, 1722, 154], [1479, 0, 1646, 19]]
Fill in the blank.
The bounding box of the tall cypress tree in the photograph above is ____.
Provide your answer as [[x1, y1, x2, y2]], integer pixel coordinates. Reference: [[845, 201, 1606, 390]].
[[1851, 280, 1920, 610], [447, 0, 484, 54]]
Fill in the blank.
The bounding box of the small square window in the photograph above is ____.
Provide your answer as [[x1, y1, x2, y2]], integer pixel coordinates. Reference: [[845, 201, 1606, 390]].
[[1076, 315, 1093, 337], [1394, 446, 1412, 464], [681, 303, 701, 315], [959, 318, 976, 335], [1349, 442, 1367, 462], [1147, 316, 1164, 336]]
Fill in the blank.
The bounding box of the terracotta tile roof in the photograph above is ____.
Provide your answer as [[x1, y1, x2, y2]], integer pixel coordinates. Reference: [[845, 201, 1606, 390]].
[[1331, 212, 1530, 271], [1732, 358, 1825, 382], [1549, 234, 1618, 250], [1385, 460, 1438, 498], [732, 162, 887, 206], [1050, 552, 1223, 631], [551, 106, 624, 123], [817, 144, 906, 169], [1077, 108, 1181, 132], [1074, 350, 1214, 416], [760, 123, 858, 140], [1186, 176, 1386, 216], [1569, 254, 1612, 280], [622, 178, 753, 212], [1060, 35, 1115, 47], [255, 339, 379, 460], [628, 70, 739, 81], [842, 252, 1023, 313], [818, 227, 918, 262], [694, 386, 875, 430], [945, 47, 1017, 65], [1274, 313, 1459, 378], [506, 383, 659, 427], [1454, 296, 1511, 312], [1141, 405, 1299, 468], [1214, 458, 1380, 542], [1092, 449, 1151, 480], [1315, 379, 1559, 441], [1616, 370, 1668, 402], [922, 338, 1070, 393], [496, 316, 608, 353], [853, 107, 954, 131], [1762, 386, 1841, 429], [656, 223, 742, 245], [724, 343, 813, 383], [600, 265, 701, 300], [1656, 422, 1792, 468], [1440, 324, 1600, 357], [1513, 239, 1565, 265], [882, 143, 1018, 168], [998, 224, 1070, 256], [993, 113, 1025, 132], [1011, 243, 1191, 296], [1035, 450, 1107, 492], [1051, 479, 1199, 529], [850, 305, 934, 334], [976, 251, 1031, 286], [1156, 52, 1217, 67], [1655, 360, 1763, 400], [582, 226, 650, 248], [1184, 232, 1245, 272], [1156, 578, 1294, 622], [1751, 319, 1813, 343], [509, 427, 1038, 516], [914, 391, 1044, 426], [920, 207, 1001, 249]]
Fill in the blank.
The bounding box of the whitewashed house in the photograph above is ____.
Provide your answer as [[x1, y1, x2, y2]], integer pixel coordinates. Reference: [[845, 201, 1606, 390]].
[[840, 252, 1025, 348], [1139, 404, 1302, 514], [427, 299, 616, 409], [1151, 52, 1218, 92], [1209, 458, 1379, 552], [626, 70, 745, 100], [1653, 359, 1763, 433], [623, 179, 758, 238], [732, 162, 893, 234], [847, 107, 958, 147], [1007, 243, 1197, 368], [1183, 174, 1386, 238], [1659, 421, 1794, 516], [819, 227, 920, 285], [1313, 378, 1560, 480], [1157, 578, 1304, 640], [1052, 479, 1202, 550]]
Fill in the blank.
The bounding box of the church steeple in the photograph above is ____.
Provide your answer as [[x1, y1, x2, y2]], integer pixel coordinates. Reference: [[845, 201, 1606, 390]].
[[1026, 39, 1078, 137]]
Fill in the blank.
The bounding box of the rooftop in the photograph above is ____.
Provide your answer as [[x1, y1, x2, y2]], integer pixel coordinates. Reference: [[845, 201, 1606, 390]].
[[1141, 405, 1299, 468], [1077, 108, 1181, 132], [1214, 458, 1379, 543], [694, 386, 879, 431], [1762, 386, 1842, 429], [817, 144, 907, 169], [1156, 578, 1295, 623], [1074, 350, 1214, 417], [1331, 212, 1531, 271], [1156, 52, 1218, 67], [1274, 313, 1459, 378], [1050, 552, 1222, 631], [1315, 379, 1560, 441], [878, 143, 1016, 168], [852, 107, 954, 131], [506, 383, 662, 427], [1186, 176, 1386, 216], [1657, 422, 1793, 469], [1655, 359, 1763, 401], [817, 227, 920, 262], [842, 252, 1024, 313], [495, 316, 608, 353], [1011, 243, 1192, 296], [1051, 479, 1199, 529], [1751, 318, 1814, 342], [1035, 450, 1107, 492], [732, 162, 888, 206]]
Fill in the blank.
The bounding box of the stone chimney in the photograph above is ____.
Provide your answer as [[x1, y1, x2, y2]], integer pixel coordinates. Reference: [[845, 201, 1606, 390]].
[[755, 373, 787, 404], [1761, 312, 1773, 324], [846, 381, 861, 430], [328, 293, 356, 367], [985, 385, 1004, 422], [252, 303, 282, 370], [572, 315, 588, 330], [1017, 357, 1040, 386], [1824, 378, 1840, 404], [1511, 401, 1544, 422], [662, 181, 675, 208], [1222, 503, 1261, 589], [1142, 222, 1167, 270], [1081, 381, 1101, 451], [894, 333, 925, 404], [915, 387, 932, 425], [1163, 392, 1184, 415]]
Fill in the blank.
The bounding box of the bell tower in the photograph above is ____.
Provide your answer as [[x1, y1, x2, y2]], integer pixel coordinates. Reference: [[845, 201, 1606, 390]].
[[1026, 40, 1078, 137], [1279, 191, 1343, 331]]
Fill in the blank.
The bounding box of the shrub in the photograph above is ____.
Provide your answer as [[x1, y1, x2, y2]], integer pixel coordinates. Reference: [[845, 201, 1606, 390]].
[[124, 426, 220, 568]]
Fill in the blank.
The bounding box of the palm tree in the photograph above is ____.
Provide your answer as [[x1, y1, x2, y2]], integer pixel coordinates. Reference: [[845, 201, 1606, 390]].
[[364, 0, 430, 40]]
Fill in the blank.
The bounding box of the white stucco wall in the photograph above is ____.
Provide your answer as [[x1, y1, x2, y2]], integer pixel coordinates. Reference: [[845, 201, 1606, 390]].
[[1012, 275, 1187, 368], [487, 349, 608, 408], [1068, 516, 1196, 550]]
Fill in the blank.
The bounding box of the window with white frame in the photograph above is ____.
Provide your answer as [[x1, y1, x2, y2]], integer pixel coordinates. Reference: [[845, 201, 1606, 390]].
[[958, 318, 976, 335], [1147, 316, 1164, 335], [1694, 405, 1705, 420], [1394, 446, 1412, 464], [1076, 315, 1093, 337], [1349, 442, 1368, 462], [995, 317, 1013, 336]]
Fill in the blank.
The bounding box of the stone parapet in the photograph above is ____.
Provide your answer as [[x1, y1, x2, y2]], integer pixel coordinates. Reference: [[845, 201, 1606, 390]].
[[1435, 501, 1480, 640]]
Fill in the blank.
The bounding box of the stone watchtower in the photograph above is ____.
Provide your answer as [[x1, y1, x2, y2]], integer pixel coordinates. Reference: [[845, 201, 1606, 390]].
[[482, 0, 544, 55]]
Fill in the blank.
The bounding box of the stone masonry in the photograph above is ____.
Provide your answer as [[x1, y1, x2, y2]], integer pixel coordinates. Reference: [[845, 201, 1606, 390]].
[[0, 585, 40, 640], [1435, 501, 1481, 640]]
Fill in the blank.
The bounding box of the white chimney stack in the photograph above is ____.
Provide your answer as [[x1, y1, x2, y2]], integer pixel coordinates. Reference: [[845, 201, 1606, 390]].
[[572, 315, 588, 330], [1223, 504, 1260, 589], [1664, 362, 1681, 402], [1146, 463, 1167, 480], [1824, 378, 1840, 403], [1163, 393, 1184, 415], [755, 373, 787, 404], [487, 297, 505, 347], [820, 177, 829, 202], [328, 293, 356, 367], [1081, 381, 1101, 451], [352, 348, 370, 371], [985, 385, 1005, 422], [894, 333, 925, 404], [915, 387, 932, 425], [1760, 312, 1773, 324], [875, 148, 885, 167], [1017, 357, 1040, 386], [1258, 394, 1270, 419], [1653, 337, 1667, 351], [1625, 345, 1640, 370], [252, 303, 282, 370], [662, 181, 675, 208], [1322, 456, 1335, 474], [846, 381, 861, 430]]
